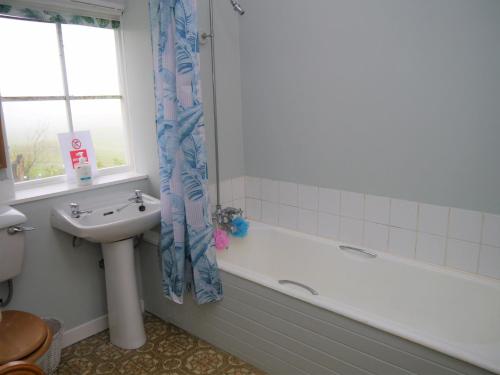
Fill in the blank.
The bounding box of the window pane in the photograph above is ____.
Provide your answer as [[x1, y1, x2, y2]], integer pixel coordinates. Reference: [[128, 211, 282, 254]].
[[62, 24, 121, 96], [0, 18, 64, 96], [3, 101, 68, 182], [71, 99, 127, 169]]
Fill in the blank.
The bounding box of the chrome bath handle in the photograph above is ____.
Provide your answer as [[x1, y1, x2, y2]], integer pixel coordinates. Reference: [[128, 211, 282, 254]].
[[339, 245, 377, 258], [278, 280, 319, 296]]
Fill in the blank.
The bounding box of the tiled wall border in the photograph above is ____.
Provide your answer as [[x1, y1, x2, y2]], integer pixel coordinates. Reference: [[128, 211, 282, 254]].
[[211, 176, 500, 281], [208, 176, 246, 212]]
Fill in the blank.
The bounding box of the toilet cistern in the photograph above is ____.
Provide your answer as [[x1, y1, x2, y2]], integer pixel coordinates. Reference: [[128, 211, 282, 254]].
[[0, 206, 31, 285], [0, 206, 33, 319]]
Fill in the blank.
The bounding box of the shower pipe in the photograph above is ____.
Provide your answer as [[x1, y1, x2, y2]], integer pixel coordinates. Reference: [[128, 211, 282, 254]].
[[207, 0, 221, 209], [205, 0, 245, 210]]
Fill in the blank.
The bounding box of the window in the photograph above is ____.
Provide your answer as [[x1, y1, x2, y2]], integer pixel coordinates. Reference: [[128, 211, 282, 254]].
[[0, 17, 128, 184]]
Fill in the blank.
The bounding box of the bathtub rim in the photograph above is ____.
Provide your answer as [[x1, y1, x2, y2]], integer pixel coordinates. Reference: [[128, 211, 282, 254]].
[[216, 221, 500, 374]]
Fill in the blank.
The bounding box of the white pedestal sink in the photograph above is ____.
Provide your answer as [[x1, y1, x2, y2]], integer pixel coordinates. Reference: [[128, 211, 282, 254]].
[[51, 191, 161, 349]]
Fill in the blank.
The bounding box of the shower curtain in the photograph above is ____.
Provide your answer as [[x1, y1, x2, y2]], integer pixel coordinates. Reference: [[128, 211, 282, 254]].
[[149, 0, 223, 304]]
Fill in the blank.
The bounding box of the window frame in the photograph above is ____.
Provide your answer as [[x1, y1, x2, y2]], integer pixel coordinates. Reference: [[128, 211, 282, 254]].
[[0, 17, 133, 190]]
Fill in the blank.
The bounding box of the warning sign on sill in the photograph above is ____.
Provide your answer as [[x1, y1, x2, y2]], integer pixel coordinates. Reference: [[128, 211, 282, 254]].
[[58, 130, 97, 182]]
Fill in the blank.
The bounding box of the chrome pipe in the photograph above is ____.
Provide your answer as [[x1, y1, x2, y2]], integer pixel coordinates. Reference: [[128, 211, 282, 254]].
[[207, 0, 221, 208], [206, 0, 245, 208]]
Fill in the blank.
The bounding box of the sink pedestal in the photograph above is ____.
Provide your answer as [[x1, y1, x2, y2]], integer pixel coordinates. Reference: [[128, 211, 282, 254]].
[[102, 238, 146, 349]]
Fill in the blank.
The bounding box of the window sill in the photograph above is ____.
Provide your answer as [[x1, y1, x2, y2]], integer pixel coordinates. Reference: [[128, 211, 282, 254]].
[[9, 171, 149, 205]]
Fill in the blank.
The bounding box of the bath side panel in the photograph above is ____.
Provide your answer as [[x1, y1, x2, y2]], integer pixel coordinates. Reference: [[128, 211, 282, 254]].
[[140, 242, 495, 375]]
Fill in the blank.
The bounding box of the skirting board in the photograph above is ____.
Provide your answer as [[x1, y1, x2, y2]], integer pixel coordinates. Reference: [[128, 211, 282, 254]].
[[62, 314, 108, 348], [61, 299, 145, 348]]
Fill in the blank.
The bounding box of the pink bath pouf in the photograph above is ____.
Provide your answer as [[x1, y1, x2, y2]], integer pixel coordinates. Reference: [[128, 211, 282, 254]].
[[214, 228, 230, 251]]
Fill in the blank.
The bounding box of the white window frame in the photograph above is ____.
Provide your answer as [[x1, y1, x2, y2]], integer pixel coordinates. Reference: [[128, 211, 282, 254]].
[[0, 17, 133, 191]]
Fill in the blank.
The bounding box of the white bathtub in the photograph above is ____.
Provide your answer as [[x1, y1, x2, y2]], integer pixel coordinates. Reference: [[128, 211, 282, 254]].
[[141, 221, 500, 374]]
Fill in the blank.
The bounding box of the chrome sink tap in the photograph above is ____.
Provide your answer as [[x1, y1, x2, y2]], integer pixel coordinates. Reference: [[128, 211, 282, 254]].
[[117, 190, 146, 212], [70, 203, 92, 218], [129, 190, 144, 204]]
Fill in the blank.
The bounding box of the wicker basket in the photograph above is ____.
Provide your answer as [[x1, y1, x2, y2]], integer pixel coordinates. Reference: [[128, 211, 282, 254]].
[[38, 318, 64, 375]]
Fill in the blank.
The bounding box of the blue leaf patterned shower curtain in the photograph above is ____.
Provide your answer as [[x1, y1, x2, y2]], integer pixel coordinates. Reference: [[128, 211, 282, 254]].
[[149, 0, 222, 304]]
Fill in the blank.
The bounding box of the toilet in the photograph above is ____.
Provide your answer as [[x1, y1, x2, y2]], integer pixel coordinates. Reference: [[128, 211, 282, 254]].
[[0, 206, 52, 370], [0, 311, 53, 367]]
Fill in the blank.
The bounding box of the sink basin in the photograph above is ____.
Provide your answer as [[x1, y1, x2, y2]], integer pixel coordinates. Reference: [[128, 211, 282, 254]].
[[51, 190, 161, 350], [51, 192, 160, 243]]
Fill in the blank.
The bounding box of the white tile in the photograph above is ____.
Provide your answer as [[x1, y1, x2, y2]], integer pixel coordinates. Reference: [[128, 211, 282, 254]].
[[245, 198, 261, 221], [416, 233, 446, 266], [482, 214, 500, 248], [233, 199, 245, 211], [221, 179, 233, 204], [418, 204, 449, 236], [279, 205, 298, 230], [390, 199, 418, 230], [279, 181, 298, 206], [340, 217, 364, 246], [317, 212, 340, 239], [478, 245, 500, 279], [365, 195, 390, 224], [341, 191, 364, 219], [245, 176, 261, 199], [446, 239, 480, 273], [298, 209, 317, 235], [388, 227, 416, 259], [363, 222, 389, 252], [318, 188, 341, 215], [261, 201, 279, 225], [261, 178, 279, 203], [448, 208, 482, 243], [232, 177, 245, 200], [298, 185, 318, 210]]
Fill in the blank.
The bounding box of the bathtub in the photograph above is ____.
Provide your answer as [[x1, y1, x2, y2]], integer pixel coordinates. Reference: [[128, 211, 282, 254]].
[[141, 221, 500, 375]]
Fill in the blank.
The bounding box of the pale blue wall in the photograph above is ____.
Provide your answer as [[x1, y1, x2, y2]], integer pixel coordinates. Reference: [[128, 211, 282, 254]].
[[239, 0, 500, 214], [198, 0, 245, 181], [122, 0, 245, 186], [2, 180, 149, 329], [1, 0, 246, 329], [0, 0, 156, 329]]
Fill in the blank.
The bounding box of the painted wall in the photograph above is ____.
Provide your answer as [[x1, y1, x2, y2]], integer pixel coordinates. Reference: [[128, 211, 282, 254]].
[[0, 0, 245, 330], [120, 0, 159, 195], [239, 0, 500, 214], [121, 0, 245, 189], [198, 0, 245, 181], [1, 179, 149, 330], [0, 2, 155, 331]]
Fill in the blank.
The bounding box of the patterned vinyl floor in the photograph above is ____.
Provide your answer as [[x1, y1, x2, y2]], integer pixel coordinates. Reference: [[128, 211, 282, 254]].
[[55, 313, 265, 375]]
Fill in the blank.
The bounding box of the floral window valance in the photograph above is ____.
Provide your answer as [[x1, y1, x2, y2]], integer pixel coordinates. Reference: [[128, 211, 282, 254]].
[[0, 3, 120, 29]]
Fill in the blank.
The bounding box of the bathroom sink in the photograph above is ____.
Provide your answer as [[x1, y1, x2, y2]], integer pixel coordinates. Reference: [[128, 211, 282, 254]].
[[50, 192, 160, 243], [51, 190, 161, 350]]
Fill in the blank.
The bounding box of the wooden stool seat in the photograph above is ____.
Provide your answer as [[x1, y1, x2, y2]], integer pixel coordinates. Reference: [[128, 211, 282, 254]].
[[0, 311, 52, 366]]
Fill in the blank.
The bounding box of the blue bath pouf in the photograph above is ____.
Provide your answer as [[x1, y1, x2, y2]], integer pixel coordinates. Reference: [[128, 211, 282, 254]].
[[231, 217, 249, 238]]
